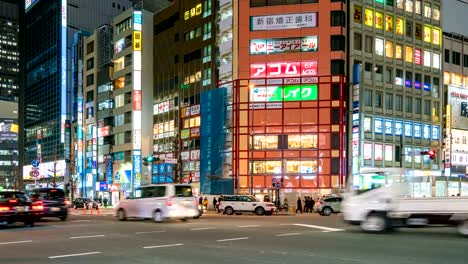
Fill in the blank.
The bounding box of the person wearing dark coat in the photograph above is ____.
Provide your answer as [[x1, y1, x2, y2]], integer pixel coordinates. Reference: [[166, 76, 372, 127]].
[[296, 197, 303, 213]]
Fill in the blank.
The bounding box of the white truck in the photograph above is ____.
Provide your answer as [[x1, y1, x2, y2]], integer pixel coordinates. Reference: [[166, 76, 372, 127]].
[[342, 182, 468, 236]]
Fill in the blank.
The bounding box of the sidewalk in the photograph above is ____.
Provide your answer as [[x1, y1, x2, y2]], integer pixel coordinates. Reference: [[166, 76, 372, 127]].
[[68, 207, 115, 216]]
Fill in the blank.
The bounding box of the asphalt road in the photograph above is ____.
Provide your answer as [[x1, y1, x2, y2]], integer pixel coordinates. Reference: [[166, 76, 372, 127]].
[[0, 211, 467, 264]]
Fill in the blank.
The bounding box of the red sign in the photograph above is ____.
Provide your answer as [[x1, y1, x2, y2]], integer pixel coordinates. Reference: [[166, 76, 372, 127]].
[[98, 126, 110, 137], [415, 48, 422, 65], [133, 90, 142, 111], [250, 61, 317, 78]]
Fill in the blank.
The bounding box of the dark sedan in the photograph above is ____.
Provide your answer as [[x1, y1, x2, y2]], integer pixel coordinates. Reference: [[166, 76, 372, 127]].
[[28, 188, 68, 221], [0, 191, 35, 227]]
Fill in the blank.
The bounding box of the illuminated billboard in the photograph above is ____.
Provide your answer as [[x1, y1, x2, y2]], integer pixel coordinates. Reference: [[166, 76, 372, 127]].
[[0, 119, 18, 142], [250, 13, 317, 31], [25, 0, 39, 11], [250, 36, 318, 55], [249, 85, 318, 102], [250, 61, 317, 78], [448, 85, 468, 130], [23, 160, 66, 180]]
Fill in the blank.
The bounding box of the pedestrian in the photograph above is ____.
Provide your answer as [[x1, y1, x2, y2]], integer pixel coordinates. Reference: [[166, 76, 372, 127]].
[[203, 197, 209, 211], [310, 197, 315, 213], [103, 197, 108, 208], [213, 197, 218, 211], [199, 195, 203, 205], [304, 197, 309, 213], [296, 197, 302, 213]]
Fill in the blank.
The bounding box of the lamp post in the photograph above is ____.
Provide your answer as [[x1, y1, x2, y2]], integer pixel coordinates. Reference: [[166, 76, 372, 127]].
[[250, 131, 254, 195]]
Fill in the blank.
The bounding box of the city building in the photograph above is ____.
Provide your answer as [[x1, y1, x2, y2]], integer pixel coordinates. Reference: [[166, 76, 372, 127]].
[[0, 0, 19, 190], [152, 0, 217, 194], [442, 32, 468, 196], [349, 0, 443, 196], [20, 0, 132, 190]]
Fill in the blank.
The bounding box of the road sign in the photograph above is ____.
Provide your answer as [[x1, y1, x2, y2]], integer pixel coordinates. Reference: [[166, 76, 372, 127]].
[[32, 160, 40, 168], [30, 170, 40, 178], [164, 158, 177, 164]]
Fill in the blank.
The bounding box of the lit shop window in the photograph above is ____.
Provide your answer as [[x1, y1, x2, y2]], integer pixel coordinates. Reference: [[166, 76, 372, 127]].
[[385, 145, 393, 162], [374, 144, 383, 161], [114, 57, 125, 72], [251, 160, 282, 174], [395, 18, 404, 35], [432, 27, 441, 46], [114, 76, 125, 89], [433, 6, 440, 21], [424, 3, 431, 18], [424, 25, 431, 43], [287, 134, 318, 149], [183, 116, 200, 128], [375, 11, 383, 29], [404, 146, 412, 162], [405, 46, 413, 63], [395, 44, 403, 60], [354, 6, 362, 24], [251, 135, 278, 150], [432, 53, 440, 69], [414, 48, 422, 65], [423, 50, 431, 67], [385, 40, 393, 58], [285, 160, 318, 174], [375, 38, 384, 56], [364, 117, 372, 132], [415, 0, 421, 14], [397, 0, 404, 9], [405, 0, 413, 13], [385, 15, 393, 32], [364, 143, 373, 160], [364, 9, 373, 27]]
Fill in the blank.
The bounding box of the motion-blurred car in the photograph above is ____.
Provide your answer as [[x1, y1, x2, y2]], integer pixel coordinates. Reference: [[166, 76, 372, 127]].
[[73, 198, 99, 210], [115, 184, 199, 222], [315, 196, 343, 216], [0, 191, 35, 227], [218, 195, 276, 216], [28, 188, 67, 221]]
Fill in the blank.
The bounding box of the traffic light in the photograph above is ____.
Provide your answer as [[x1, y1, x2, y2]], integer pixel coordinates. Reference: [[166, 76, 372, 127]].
[[147, 156, 154, 162], [420, 149, 436, 160]]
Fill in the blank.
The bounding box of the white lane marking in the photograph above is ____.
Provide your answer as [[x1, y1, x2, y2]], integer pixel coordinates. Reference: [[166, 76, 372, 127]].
[[143, 243, 184, 249], [275, 232, 302, 237], [293, 224, 344, 232], [48, 251, 101, 259], [71, 220, 91, 223], [190, 227, 216, 231], [0, 240, 32, 245], [237, 225, 260, 228], [135, 230, 166, 235], [217, 237, 249, 242], [69, 235, 105, 239]]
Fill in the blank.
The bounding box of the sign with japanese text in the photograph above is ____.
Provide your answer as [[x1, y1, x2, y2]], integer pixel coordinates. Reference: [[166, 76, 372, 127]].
[[375, 11, 383, 29], [424, 25, 431, 43], [133, 31, 142, 51], [133, 90, 142, 111], [364, 9, 373, 26], [250, 85, 318, 102], [354, 6, 362, 23], [250, 61, 317, 78], [395, 18, 404, 35], [415, 23, 422, 40], [385, 15, 393, 32], [250, 13, 317, 31], [448, 85, 468, 130], [250, 36, 318, 55], [432, 27, 441, 46]]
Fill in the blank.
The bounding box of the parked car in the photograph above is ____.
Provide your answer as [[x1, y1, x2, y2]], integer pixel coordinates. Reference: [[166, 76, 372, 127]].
[[0, 191, 35, 227], [73, 198, 99, 209], [28, 188, 67, 221], [115, 184, 199, 222], [315, 196, 343, 216], [218, 195, 276, 216]]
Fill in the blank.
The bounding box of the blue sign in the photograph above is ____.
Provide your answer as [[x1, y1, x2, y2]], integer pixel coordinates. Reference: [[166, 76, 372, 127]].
[[165, 164, 174, 174], [133, 150, 142, 188], [375, 117, 383, 134], [152, 163, 158, 175], [159, 163, 165, 174], [106, 157, 113, 184], [99, 182, 108, 191], [432, 126, 440, 140], [133, 11, 142, 28], [32, 160, 40, 168]]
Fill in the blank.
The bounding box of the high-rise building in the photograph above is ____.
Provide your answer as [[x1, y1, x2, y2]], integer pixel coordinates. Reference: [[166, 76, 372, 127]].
[[20, 0, 132, 190], [349, 0, 443, 196], [442, 32, 468, 196], [0, 0, 19, 191]]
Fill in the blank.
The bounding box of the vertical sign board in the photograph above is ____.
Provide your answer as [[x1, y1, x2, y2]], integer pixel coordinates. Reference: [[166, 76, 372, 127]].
[[352, 64, 361, 189], [132, 150, 142, 189], [106, 156, 113, 184], [61, 0, 67, 143], [132, 11, 143, 191], [77, 97, 84, 175]]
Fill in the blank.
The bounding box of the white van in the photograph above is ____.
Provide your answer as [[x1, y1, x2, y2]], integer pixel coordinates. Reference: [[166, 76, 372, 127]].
[[115, 184, 199, 222]]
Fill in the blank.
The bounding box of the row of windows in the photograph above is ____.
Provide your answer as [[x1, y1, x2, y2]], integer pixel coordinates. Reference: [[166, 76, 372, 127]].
[[363, 89, 440, 116], [362, 142, 435, 164], [444, 49, 468, 68]]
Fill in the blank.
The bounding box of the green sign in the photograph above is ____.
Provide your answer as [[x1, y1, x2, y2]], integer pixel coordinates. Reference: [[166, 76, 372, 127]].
[[181, 129, 190, 139], [250, 84, 318, 102], [180, 84, 190, 89]]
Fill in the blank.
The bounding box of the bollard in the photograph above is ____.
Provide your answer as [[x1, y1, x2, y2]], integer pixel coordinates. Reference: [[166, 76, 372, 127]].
[[97, 206, 101, 216]]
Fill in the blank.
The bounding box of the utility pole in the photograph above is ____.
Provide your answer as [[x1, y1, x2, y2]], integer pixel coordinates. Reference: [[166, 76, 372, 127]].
[[400, 134, 404, 168]]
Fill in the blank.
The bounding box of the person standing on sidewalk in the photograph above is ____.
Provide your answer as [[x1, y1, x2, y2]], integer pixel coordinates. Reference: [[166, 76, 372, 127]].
[[296, 197, 303, 213], [103, 197, 108, 208], [212, 197, 218, 211]]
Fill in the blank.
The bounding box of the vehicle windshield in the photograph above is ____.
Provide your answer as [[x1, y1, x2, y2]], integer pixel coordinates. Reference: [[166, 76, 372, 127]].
[[247, 196, 259, 202], [28, 189, 65, 200], [0, 192, 29, 202]]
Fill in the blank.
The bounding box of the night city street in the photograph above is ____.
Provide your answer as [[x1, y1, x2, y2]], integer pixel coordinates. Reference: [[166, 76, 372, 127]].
[[0, 211, 467, 264]]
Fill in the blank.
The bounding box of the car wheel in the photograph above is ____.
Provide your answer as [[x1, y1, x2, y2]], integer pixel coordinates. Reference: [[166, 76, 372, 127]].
[[225, 206, 234, 215], [59, 215, 67, 221], [322, 207, 333, 216], [153, 210, 163, 223], [117, 209, 127, 221], [360, 213, 388, 233], [255, 206, 265, 216], [24, 217, 34, 227], [457, 220, 468, 236]]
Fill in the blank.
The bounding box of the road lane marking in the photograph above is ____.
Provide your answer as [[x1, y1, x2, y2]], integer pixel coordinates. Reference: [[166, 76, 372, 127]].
[[190, 227, 216, 231], [0, 240, 32, 245], [69, 235, 105, 239], [275, 232, 302, 237], [217, 237, 249, 242], [143, 243, 184, 249], [48, 251, 101, 259], [237, 225, 260, 228], [71, 220, 91, 223], [135, 231, 166, 235], [293, 224, 344, 232]]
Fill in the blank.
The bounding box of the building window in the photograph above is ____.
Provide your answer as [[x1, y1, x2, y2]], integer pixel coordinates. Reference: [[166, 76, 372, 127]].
[[86, 58, 94, 71], [433, 101, 440, 117], [354, 33, 362, 51], [415, 0, 421, 14], [331, 60, 345, 75], [385, 93, 393, 110], [424, 100, 431, 115], [385, 68, 392, 84], [86, 42, 94, 54], [375, 64, 383, 82], [331, 35, 345, 51], [405, 46, 413, 63], [405, 97, 412, 113], [397, 0, 404, 9], [365, 36, 373, 53], [203, 22, 212, 40], [415, 73, 422, 88], [405, 21, 413, 38], [405, 71, 412, 88], [386, 0, 394, 6], [414, 98, 421, 114], [385, 40, 393, 58], [433, 5, 440, 20], [203, 0, 212, 18], [395, 94, 403, 111], [375, 91, 383, 108], [464, 54, 468, 67], [330, 11, 345, 27], [444, 49, 450, 63], [202, 45, 211, 63], [364, 89, 372, 107], [424, 3, 431, 18], [396, 69, 403, 85], [405, 0, 413, 13], [452, 51, 461, 65], [202, 68, 211, 86], [395, 44, 403, 60], [86, 74, 94, 86], [375, 38, 384, 56], [364, 62, 373, 80]]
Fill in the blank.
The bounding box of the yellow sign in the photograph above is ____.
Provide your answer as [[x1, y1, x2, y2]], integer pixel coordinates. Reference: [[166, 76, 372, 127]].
[[195, 3, 202, 15], [184, 3, 202, 20], [375, 12, 383, 29], [424, 25, 431, 43], [190, 7, 196, 17], [446, 104, 451, 135], [354, 6, 362, 23], [133, 31, 142, 51], [415, 23, 422, 40], [385, 15, 393, 32], [433, 27, 441, 45], [364, 9, 373, 26], [395, 18, 404, 35], [184, 11, 190, 20]]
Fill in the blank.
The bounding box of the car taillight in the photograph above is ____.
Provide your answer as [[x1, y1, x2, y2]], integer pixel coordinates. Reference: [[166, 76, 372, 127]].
[[32, 201, 44, 211], [166, 196, 174, 206], [0, 206, 11, 211], [9, 199, 17, 203]]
